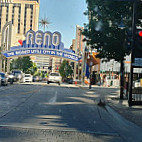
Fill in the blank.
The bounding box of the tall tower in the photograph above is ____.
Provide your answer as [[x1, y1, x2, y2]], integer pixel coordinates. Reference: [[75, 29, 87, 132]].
[[74, 25, 84, 80]]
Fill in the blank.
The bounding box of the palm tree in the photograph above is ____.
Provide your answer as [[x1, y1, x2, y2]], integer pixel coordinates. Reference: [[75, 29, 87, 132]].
[[39, 17, 50, 32]]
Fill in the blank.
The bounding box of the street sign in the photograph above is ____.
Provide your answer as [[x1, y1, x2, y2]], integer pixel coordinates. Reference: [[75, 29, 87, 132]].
[[132, 58, 142, 67]]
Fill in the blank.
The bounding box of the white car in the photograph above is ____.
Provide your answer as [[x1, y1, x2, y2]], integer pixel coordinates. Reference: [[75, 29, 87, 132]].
[[24, 74, 33, 82], [47, 72, 62, 85]]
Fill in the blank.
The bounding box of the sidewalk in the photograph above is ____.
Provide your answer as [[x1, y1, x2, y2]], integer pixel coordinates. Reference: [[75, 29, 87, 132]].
[[78, 84, 142, 128], [106, 93, 142, 128]]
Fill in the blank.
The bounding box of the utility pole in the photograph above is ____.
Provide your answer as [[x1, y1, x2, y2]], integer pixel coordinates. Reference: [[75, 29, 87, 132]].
[[81, 45, 85, 85], [128, 0, 137, 106]]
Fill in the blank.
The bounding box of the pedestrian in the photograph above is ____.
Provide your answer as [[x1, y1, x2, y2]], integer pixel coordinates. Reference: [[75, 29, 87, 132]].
[[103, 75, 106, 87]]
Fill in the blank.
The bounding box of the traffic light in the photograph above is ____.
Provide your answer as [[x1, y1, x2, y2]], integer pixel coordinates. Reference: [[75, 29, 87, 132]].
[[137, 30, 142, 47], [138, 31, 142, 37], [134, 29, 142, 58]]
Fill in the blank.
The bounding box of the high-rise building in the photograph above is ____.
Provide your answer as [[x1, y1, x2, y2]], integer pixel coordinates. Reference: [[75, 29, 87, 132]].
[[0, 0, 40, 45], [75, 25, 84, 54], [73, 25, 84, 80], [52, 57, 62, 73], [33, 55, 51, 70]]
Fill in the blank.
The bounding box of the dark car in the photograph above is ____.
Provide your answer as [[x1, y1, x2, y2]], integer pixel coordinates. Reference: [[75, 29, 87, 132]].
[[63, 78, 73, 84], [0, 72, 8, 86], [67, 78, 73, 84]]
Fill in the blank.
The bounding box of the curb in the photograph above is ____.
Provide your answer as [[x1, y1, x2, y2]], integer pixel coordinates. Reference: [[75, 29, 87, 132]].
[[79, 85, 142, 129]]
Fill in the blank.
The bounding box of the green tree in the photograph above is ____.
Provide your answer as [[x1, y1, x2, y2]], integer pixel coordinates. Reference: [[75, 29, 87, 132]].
[[34, 70, 40, 76], [83, 0, 133, 60], [39, 17, 50, 32], [83, 0, 142, 99], [59, 60, 73, 79], [11, 56, 33, 73], [28, 62, 38, 75]]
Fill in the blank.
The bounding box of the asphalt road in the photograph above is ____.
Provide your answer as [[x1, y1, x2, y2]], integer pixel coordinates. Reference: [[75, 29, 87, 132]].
[[0, 83, 142, 142]]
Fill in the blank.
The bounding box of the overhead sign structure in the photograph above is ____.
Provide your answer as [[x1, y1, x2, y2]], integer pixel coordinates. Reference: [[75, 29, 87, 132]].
[[0, 21, 12, 72], [2, 30, 81, 62], [1, 21, 12, 52]]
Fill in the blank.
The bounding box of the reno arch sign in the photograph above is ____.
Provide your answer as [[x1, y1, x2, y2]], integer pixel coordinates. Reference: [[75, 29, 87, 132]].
[[2, 30, 81, 62], [25, 30, 61, 48]]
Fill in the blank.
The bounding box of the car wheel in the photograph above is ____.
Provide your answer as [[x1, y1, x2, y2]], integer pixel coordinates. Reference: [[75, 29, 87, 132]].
[[10, 81, 13, 84], [47, 81, 50, 84]]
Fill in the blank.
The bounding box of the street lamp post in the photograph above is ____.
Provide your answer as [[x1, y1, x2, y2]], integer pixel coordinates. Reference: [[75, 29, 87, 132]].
[[81, 46, 86, 85], [84, 46, 92, 88], [89, 60, 93, 89]]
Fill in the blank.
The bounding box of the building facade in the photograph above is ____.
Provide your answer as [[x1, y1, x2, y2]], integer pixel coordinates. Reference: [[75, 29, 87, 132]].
[[0, 0, 40, 46], [52, 57, 62, 73], [75, 25, 84, 54], [33, 55, 51, 70], [73, 25, 85, 80]]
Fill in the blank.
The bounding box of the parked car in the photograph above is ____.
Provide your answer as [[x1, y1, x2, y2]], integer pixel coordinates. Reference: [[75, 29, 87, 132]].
[[24, 74, 33, 82], [63, 78, 73, 84], [32, 76, 42, 82], [47, 72, 62, 85], [7, 73, 15, 84], [0, 72, 8, 86], [12, 70, 24, 82]]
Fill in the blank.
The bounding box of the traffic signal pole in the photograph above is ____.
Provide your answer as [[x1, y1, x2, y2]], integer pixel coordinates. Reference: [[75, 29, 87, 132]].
[[128, 0, 137, 106]]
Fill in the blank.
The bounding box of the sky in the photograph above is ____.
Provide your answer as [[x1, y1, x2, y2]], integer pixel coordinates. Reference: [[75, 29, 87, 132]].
[[39, 0, 88, 48]]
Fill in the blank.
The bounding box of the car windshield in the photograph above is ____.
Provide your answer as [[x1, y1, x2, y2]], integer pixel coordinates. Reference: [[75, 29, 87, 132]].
[[0, 74, 5, 77], [25, 75, 31, 77], [50, 73, 59, 76], [12, 71, 21, 75]]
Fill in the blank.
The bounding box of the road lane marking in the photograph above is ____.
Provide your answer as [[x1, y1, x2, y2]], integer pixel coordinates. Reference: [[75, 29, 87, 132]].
[[49, 91, 57, 103]]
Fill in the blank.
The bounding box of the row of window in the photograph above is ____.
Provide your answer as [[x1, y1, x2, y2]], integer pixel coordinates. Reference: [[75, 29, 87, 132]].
[[0, 0, 13, 3], [0, 0, 39, 3], [23, 4, 33, 34], [24, 0, 39, 2], [0, 3, 34, 33]]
